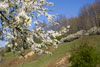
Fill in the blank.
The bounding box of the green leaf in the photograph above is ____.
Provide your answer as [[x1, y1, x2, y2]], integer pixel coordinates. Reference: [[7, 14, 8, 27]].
[[27, 18, 30, 22]]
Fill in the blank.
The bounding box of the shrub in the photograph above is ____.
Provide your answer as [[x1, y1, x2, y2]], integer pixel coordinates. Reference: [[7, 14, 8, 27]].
[[70, 43, 99, 67], [56, 33, 68, 40]]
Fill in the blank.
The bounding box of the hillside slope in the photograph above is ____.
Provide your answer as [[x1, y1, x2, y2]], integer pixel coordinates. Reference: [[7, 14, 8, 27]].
[[0, 35, 100, 67], [19, 35, 100, 67]]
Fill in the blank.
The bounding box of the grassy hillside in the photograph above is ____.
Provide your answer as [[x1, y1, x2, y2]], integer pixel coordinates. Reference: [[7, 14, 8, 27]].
[[19, 35, 100, 67], [0, 35, 100, 67]]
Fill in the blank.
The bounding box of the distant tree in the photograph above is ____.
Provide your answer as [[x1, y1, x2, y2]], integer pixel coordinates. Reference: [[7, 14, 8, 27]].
[[69, 0, 100, 33], [55, 15, 69, 31], [68, 17, 80, 33]]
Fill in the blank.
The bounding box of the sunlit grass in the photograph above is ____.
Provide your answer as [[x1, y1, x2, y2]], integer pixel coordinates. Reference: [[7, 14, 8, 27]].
[[1, 35, 100, 67], [19, 35, 100, 67]]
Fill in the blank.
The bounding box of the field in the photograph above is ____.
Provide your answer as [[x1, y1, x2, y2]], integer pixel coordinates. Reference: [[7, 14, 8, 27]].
[[0, 35, 100, 67]]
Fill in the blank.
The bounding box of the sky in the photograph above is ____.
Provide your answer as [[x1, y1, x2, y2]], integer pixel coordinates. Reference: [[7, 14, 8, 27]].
[[48, 0, 95, 18], [0, 0, 95, 47]]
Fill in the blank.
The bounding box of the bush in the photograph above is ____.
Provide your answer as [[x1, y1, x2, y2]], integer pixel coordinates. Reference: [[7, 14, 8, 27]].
[[56, 33, 68, 40], [70, 43, 99, 67]]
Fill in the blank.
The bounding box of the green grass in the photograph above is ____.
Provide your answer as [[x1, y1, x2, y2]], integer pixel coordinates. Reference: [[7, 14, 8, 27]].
[[5, 52, 18, 58], [19, 42, 73, 67], [1, 35, 100, 67], [18, 35, 100, 67]]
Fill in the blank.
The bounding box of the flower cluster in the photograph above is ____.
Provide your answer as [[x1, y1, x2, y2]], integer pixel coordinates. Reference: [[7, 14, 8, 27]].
[[0, 0, 70, 54]]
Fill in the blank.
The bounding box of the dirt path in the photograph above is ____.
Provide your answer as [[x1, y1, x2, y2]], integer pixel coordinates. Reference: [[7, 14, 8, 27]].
[[47, 53, 71, 67]]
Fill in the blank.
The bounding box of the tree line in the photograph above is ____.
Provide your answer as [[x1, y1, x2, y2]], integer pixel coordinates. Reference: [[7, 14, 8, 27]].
[[53, 0, 100, 34]]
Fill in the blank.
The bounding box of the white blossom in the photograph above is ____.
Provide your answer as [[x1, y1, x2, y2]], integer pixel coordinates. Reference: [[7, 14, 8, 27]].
[[0, 2, 8, 11], [15, 42, 18, 46], [40, 0, 45, 2], [34, 21, 38, 25], [0, 0, 67, 54], [7, 44, 13, 48], [44, 51, 52, 55], [67, 25, 70, 29]]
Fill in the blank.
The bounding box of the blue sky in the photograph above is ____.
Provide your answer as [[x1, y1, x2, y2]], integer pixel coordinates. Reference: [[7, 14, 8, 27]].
[[48, 0, 95, 18], [30, 0, 95, 29]]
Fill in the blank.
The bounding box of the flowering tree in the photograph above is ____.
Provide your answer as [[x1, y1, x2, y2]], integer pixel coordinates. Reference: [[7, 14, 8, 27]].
[[0, 0, 68, 54]]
